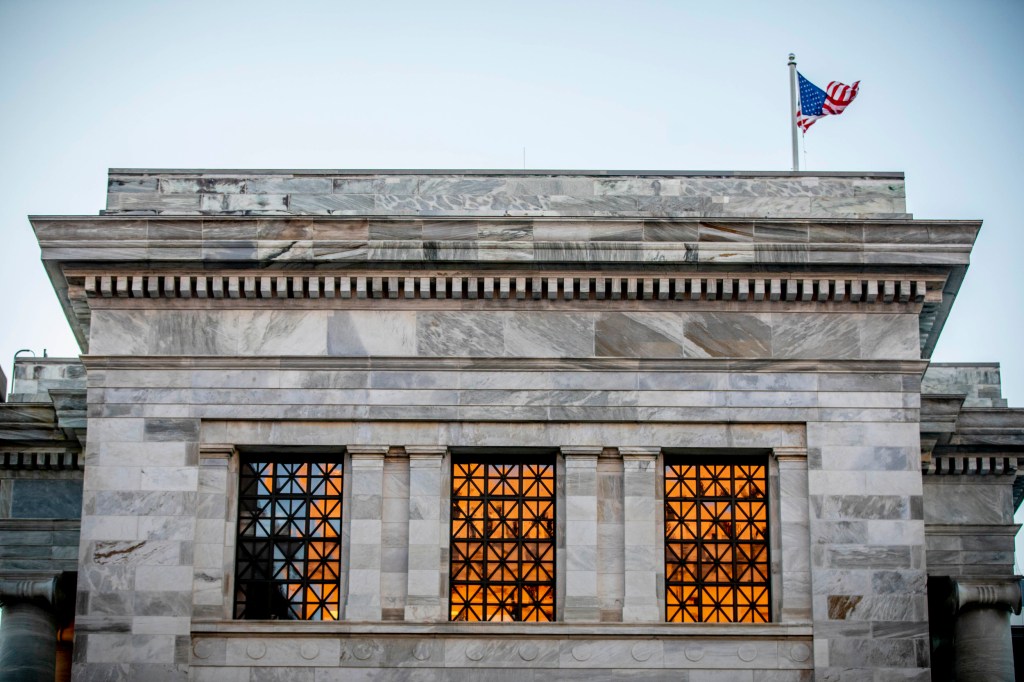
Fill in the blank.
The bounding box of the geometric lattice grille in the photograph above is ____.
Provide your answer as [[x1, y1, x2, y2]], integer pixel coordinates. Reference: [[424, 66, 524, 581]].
[[665, 457, 770, 623], [235, 458, 343, 620], [449, 456, 555, 622]]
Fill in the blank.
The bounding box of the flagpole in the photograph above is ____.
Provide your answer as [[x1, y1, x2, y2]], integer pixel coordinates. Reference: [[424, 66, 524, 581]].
[[788, 53, 799, 171]]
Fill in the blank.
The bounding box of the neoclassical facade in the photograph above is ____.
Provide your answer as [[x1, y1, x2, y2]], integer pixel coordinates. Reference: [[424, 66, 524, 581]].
[[1, 169, 1022, 681]]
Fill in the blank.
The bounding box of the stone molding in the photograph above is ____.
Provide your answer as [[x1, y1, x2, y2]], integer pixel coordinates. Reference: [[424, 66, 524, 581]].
[[950, 578, 1023, 615], [80, 354, 932, 374], [79, 272, 938, 305]]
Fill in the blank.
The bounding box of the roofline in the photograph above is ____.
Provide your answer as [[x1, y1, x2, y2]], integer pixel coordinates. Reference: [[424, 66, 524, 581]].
[[33, 215, 980, 225], [108, 168, 907, 179]]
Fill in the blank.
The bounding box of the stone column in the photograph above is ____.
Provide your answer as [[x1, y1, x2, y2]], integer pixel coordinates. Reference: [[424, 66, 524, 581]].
[[621, 447, 661, 622], [562, 446, 602, 622], [950, 577, 1022, 682], [345, 445, 388, 621], [0, 576, 63, 682], [405, 446, 446, 622]]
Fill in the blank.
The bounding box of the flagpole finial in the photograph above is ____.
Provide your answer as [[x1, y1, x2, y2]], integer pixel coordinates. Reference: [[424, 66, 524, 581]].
[[788, 53, 796, 65]]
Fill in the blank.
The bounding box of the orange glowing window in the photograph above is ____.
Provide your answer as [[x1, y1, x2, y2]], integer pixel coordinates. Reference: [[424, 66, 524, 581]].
[[665, 457, 770, 623], [235, 458, 343, 620], [449, 456, 555, 622]]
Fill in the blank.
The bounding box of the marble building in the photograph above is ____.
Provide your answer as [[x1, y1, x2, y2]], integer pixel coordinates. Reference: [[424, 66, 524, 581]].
[[2, 169, 1023, 681]]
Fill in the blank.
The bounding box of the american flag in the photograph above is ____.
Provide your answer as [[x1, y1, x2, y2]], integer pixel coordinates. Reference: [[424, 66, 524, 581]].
[[796, 72, 860, 132]]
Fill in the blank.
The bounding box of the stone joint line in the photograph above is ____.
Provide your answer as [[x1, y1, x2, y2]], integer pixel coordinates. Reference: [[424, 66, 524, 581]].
[[82, 274, 931, 304]]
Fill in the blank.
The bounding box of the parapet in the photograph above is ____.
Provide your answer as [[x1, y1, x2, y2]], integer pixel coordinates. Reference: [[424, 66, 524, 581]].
[[8, 358, 87, 404], [922, 363, 1008, 408], [104, 169, 909, 218]]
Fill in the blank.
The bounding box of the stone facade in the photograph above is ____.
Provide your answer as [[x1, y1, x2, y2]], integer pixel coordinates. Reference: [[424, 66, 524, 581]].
[[3, 170, 1021, 681]]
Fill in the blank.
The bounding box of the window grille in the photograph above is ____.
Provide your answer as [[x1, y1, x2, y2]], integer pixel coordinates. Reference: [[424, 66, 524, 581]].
[[235, 457, 343, 620], [449, 456, 556, 621], [664, 456, 770, 623]]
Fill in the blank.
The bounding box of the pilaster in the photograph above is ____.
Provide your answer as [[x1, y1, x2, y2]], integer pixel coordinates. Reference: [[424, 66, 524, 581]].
[[620, 447, 661, 623], [561, 446, 602, 622], [404, 446, 446, 622], [772, 446, 811, 622], [345, 445, 388, 621]]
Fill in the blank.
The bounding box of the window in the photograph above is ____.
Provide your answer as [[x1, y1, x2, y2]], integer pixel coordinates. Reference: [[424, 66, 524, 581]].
[[449, 455, 556, 621], [235, 457, 343, 620], [664, 456, 770, 623]]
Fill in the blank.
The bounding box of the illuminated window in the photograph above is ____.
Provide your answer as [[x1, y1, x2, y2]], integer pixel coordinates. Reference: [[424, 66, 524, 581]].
[[449, 456, 556, 621], [664, 456, 770, 623], [235, 457, 343, 620]]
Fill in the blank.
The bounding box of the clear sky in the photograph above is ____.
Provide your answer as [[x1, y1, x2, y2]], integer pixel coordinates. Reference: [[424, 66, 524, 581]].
[[0, 0, 1021, 402]]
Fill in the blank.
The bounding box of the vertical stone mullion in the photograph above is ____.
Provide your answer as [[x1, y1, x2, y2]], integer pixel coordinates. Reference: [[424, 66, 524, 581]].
[[345, 446, 388, 621], [621, 447, 661, 622], [404, 446, 446, 622], [562, 446, 601, 622]]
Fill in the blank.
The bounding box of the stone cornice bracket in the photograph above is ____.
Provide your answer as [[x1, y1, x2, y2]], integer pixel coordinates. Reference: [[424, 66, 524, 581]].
[[950, 578, 1023, 616], [0, 576, 62, 610], [77, 273, 940, 306], [0, 450, 82, 471], [924, 455, 1022, 476]]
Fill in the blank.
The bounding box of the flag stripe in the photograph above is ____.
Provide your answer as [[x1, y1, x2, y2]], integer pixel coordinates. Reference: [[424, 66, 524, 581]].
[[796, 72, 859, 132]]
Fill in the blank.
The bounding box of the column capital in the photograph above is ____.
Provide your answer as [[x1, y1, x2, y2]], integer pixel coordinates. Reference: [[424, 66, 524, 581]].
[[404, 445, 447, 460], [560, 446, 603, 458], [0, 575, 63, 611], [619, 446, 660, 461], [347, 445, 389, 460], [772, 447, 808, 462], [951, 577, 1023, 615], [199, 444, 236, 462]]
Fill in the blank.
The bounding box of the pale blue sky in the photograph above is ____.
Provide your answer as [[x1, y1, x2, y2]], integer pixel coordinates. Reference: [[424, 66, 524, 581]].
[[1, 0, 1021, 402]]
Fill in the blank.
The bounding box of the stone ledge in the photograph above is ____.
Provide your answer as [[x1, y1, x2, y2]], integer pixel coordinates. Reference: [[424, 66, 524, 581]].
[[191, 619, 813, 637], [80, 355, 931, 374]]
